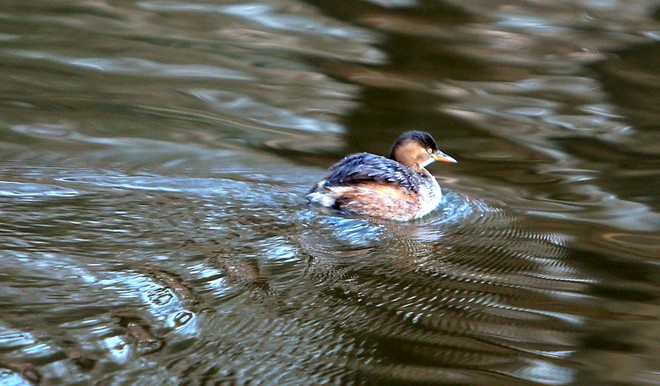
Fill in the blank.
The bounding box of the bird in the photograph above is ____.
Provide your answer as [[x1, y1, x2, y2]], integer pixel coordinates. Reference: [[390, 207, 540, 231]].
[[307, 130, 456, 221]]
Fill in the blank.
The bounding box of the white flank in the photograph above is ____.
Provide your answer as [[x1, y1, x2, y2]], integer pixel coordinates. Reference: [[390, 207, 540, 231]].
[[307, 192, 337, 207]]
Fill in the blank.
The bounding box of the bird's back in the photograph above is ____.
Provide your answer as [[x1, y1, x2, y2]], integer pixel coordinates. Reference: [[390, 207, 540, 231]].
[[312, 152, 423, 193], [307, 152, 441, 221]]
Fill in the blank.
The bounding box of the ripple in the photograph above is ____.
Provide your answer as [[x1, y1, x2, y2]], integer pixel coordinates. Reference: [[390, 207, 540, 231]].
[[1, 0, 657, 383], [295, 184, 598, 384], [138, 1, 376, 41], [0, 181, 80, 198], [10, 123, 75, 138], [599, 232, 660, 255], [58, 174, 252, 195], [187, 88, 345, 134], [6, 50, 253, 79], [527, 184, 658, 231]]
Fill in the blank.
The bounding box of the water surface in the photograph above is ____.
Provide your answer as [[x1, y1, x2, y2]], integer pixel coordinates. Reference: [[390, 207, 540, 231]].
[[0, 0, 658, 385]]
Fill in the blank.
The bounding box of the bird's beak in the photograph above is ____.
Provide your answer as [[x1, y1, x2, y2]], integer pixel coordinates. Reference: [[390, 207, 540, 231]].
[[432, 150, 457, 163]]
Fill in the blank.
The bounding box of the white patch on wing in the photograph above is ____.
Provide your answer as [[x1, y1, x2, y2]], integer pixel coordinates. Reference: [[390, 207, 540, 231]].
[[307, 186, 353, 208], [307, 192, 336, 207]]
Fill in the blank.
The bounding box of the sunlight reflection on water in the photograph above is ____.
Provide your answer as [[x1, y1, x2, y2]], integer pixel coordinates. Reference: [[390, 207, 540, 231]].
[[0, 0, 658, 384]]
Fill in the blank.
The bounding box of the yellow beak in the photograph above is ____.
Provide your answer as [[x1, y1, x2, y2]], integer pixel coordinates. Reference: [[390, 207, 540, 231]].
[[432, 150, 457, 163]]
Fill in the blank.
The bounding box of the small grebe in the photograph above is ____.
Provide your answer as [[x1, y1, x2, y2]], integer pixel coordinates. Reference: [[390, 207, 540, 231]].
[[307, 131, 456, 221]]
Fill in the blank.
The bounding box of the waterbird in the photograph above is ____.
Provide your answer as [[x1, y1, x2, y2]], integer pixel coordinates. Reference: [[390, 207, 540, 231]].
[[307, 130, 456, 221]]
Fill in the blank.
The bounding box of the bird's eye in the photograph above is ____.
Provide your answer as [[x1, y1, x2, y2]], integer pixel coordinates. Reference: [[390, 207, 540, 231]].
[[427, 148, 433, 154]]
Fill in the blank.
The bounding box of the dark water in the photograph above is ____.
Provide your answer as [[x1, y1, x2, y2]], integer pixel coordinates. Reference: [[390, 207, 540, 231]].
[[1, 1, 659, 385]]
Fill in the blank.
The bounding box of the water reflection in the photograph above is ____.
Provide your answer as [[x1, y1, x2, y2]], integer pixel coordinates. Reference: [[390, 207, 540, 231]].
[[1, 0, 658, 384]]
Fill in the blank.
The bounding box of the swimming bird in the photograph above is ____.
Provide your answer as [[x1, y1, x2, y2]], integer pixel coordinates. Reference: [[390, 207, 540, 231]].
[[307, 130, 456, 221]]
